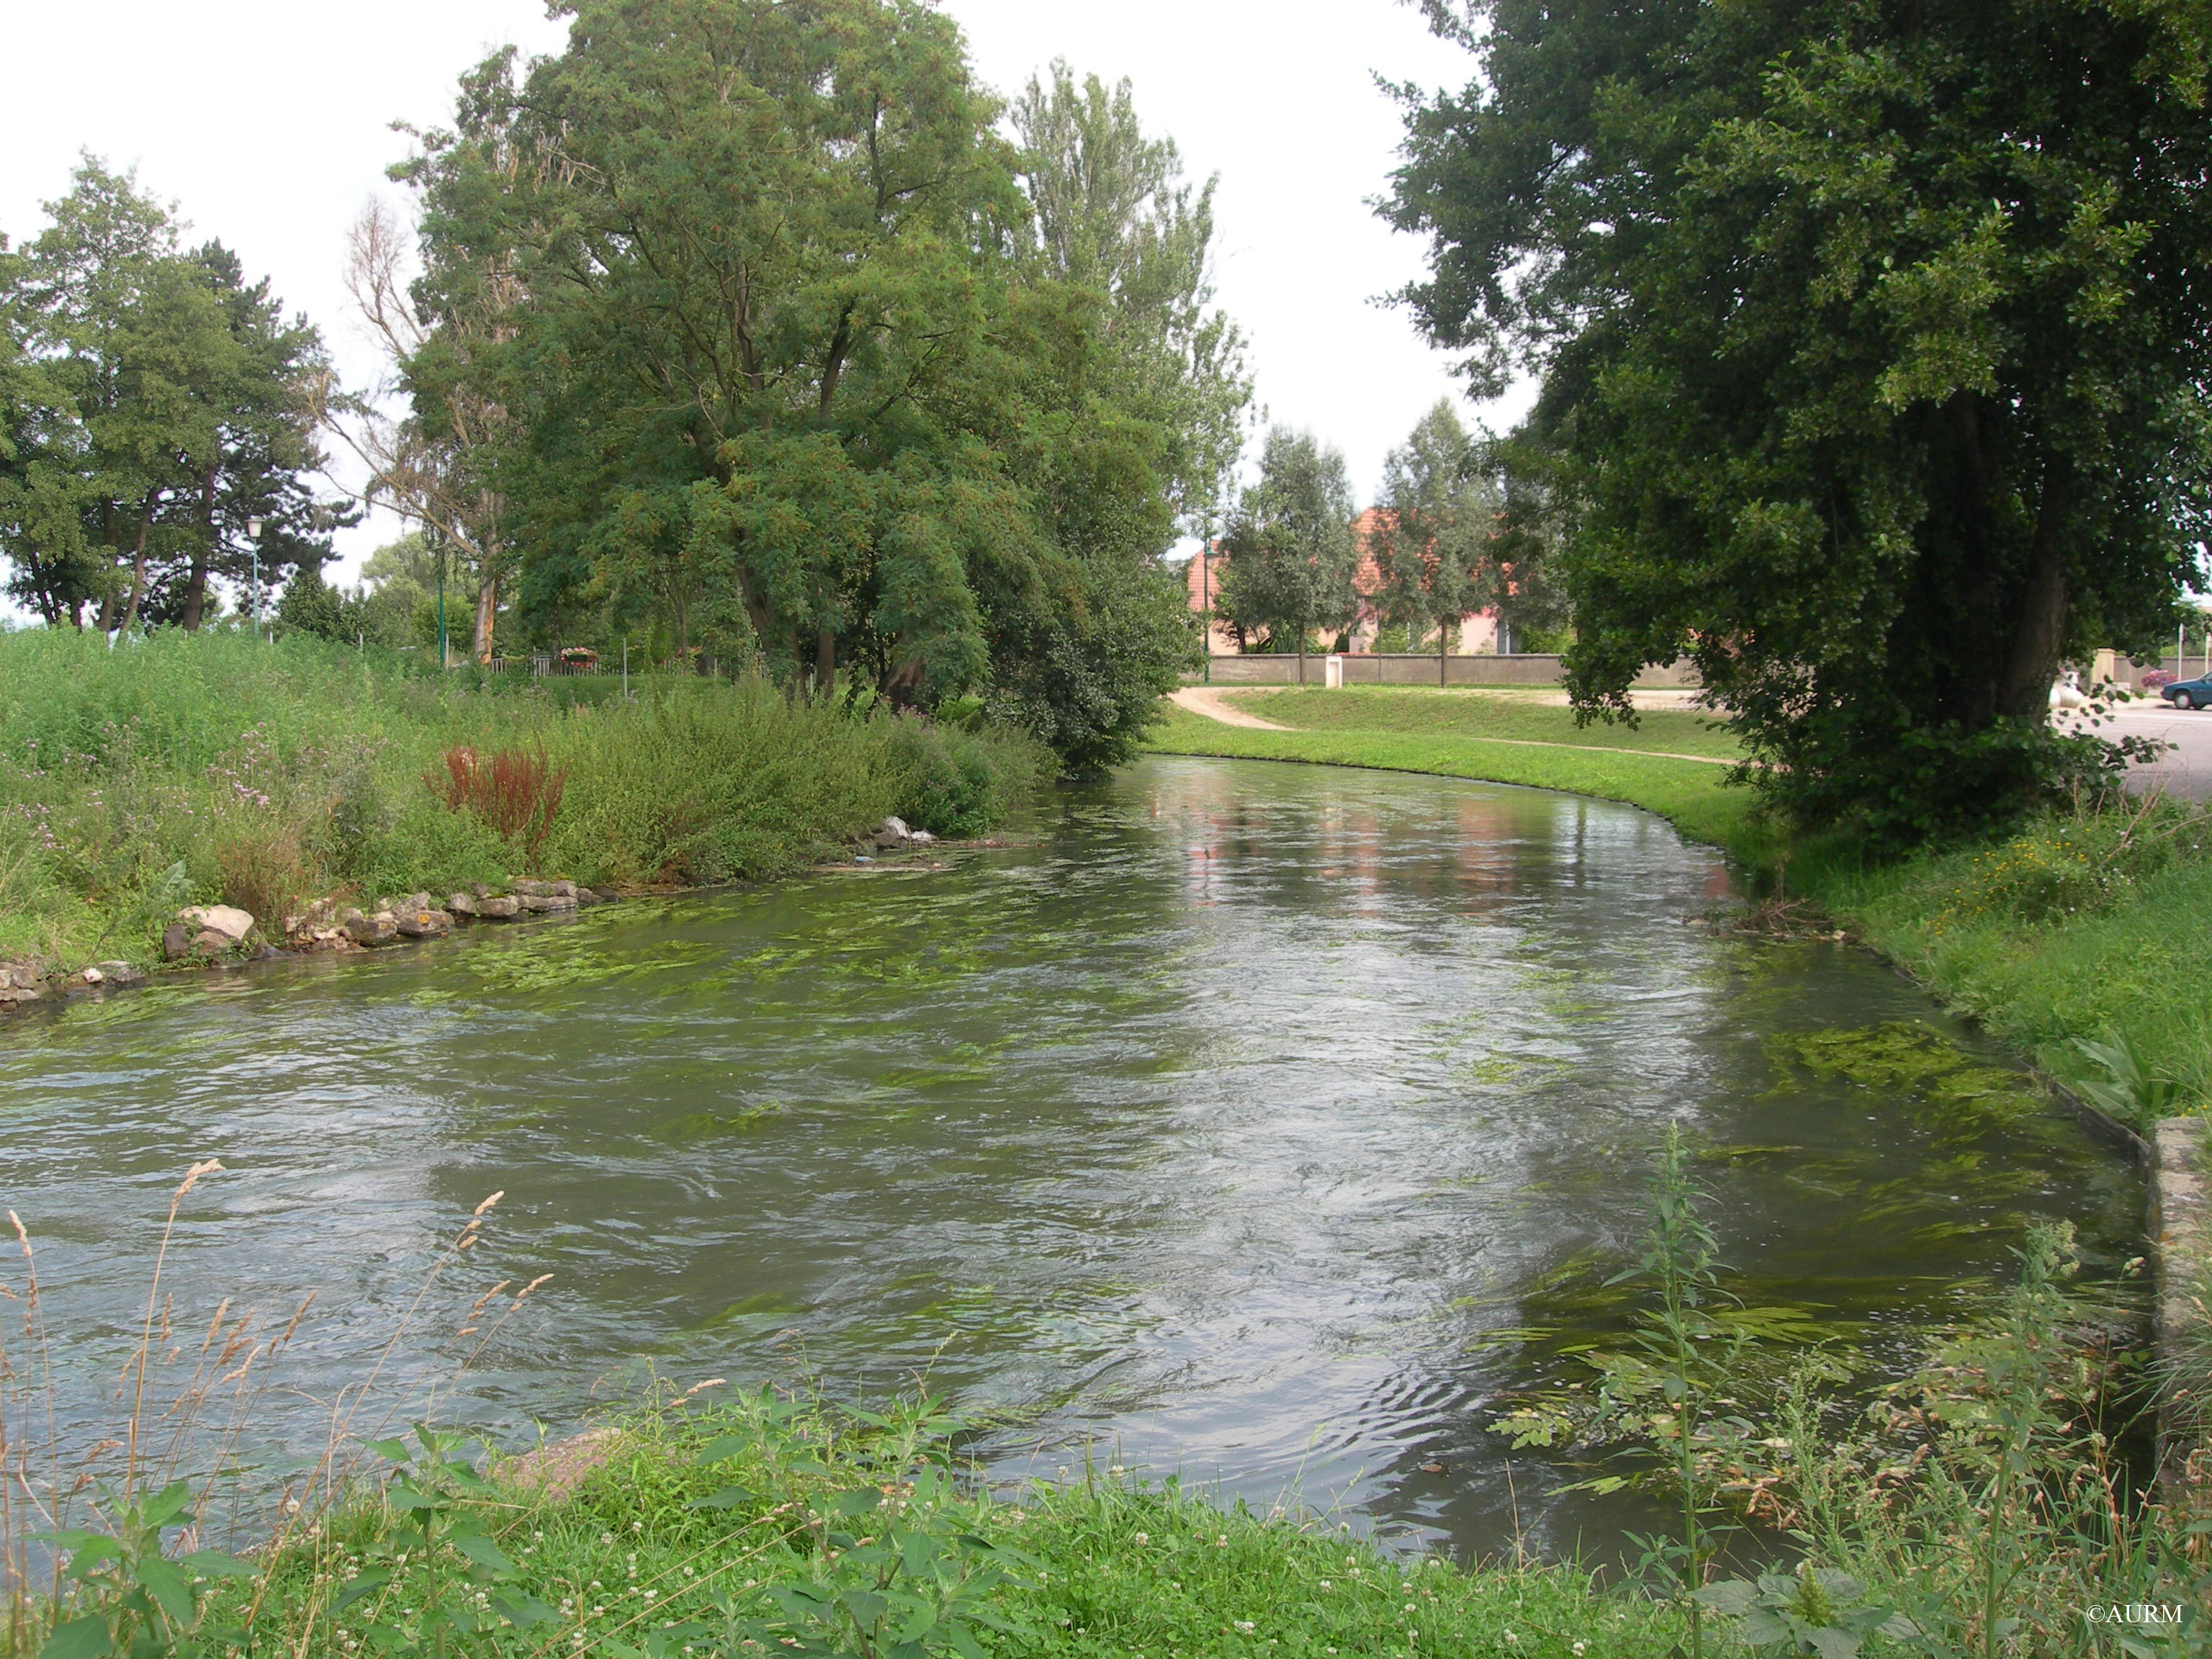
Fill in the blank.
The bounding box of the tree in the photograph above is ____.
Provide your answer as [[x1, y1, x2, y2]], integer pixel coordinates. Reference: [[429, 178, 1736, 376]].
[[1385, 0, 2212, 841], [390, 0, 1228, 768], [1, 161, 336, 633], [313, 192, 517, 664], [1370, 400, 1498, 681], [1218, 426, 1357, 680], [1012, 60, 1250, 537]]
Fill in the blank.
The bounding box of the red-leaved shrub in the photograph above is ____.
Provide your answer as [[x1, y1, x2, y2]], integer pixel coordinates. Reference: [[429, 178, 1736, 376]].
[[427, 745, 568, 860]]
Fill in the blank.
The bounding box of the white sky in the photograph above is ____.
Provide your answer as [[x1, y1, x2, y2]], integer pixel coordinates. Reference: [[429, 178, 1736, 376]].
[[2, 0, 1526, 584]]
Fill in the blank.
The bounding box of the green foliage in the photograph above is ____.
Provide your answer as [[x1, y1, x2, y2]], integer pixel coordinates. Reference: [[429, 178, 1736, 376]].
[[887, 714, 1048, 839], [1, 159, 336, 634], [0, 628, 1038, 971], [1386, 0, 2212, 841], [1370, 400, 1500, 660], [1692, 1564, 1916, 1659], [35, 1479, 255, 1659], [1215, 427, 1359, 665], [2072, 1030, 2193, 1124], [397, 0, 1242, 768]]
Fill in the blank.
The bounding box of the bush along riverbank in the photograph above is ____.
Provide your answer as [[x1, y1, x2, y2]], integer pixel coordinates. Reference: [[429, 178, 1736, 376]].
[[9, 1143, 2198, 1658], [0, 627, 1048, 1006]]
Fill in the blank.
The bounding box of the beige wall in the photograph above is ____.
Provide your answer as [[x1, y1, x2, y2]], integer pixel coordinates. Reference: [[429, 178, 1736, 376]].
[[1195, 654, 1700, 688]]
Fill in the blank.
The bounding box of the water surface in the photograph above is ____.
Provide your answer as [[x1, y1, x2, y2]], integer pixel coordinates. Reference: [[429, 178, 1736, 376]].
[[0, 756, 2140, 1557]]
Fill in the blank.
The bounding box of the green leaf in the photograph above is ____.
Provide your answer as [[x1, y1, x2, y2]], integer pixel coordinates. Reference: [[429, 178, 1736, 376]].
[[1805, 1629, 1863, 1659], [140, 1482, 194, 1530], [695, 1434, 755, 1465], [451, 1529, 517, 1576], [1689, 1579, 1758, 1617], [831, 1488, 884, 1518], [690, 1485, 752, 1511], [841, 1588, 889, 1625], [135, 1556, 195, 1625], [333, 1567, 392, 1611], [1876, 1612, 1920, 1641], [177, 1550, 256, 1578], [362, 1437, 411, 1464], [38, 1616, 114, 1659]]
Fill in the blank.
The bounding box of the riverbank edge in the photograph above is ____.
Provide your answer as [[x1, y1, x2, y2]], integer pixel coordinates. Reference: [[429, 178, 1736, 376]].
[[0, 829, 997, 1022]]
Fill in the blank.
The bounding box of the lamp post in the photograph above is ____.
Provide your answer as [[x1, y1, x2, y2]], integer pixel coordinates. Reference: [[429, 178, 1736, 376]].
[[246, 517, 264, 640]]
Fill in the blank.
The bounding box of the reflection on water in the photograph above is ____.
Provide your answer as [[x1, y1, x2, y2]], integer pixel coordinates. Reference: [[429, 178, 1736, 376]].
[[0, 756, 2139, 1558]]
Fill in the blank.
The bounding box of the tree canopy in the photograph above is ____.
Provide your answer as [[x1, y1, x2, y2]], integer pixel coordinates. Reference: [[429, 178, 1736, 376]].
[[1370, 400, 1498, 669], [1, 161, 336, 634], [1217, 426, 1358, 671], [389, 0, 1242, 768], [1387, 0, 2212, 840]]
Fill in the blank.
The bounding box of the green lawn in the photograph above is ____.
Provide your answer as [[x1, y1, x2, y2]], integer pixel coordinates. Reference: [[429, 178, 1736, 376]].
[[1223, 685, 1743, 757]]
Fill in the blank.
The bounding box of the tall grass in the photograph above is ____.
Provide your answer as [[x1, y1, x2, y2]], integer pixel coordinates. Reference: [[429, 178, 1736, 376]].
[[0, 628, 1046, 973]]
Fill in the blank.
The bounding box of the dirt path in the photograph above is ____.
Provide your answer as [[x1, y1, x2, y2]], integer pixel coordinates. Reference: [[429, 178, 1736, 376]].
[[1169, 686, 1291, 729], [1169, 683, 1737, 765]]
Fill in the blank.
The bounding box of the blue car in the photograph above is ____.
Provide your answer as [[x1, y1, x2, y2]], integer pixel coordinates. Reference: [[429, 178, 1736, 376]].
[[2163, 675, 2212, 709]]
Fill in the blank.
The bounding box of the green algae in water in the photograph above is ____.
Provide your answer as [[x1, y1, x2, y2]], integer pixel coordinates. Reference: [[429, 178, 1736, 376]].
[[1765, 1021, 2034, 1122], [648, 1103, 788, 1141]]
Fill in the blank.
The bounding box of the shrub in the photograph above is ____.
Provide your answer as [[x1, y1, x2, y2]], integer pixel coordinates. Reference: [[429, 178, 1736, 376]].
[[887, 714, 1046, 838]]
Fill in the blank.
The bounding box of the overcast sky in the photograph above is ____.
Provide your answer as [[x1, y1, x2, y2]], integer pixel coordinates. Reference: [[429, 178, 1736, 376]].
[[2, 0, 1523, 581]]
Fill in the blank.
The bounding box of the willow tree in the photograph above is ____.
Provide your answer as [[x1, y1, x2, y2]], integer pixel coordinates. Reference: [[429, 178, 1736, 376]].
[[400, 0, 1223, 767], [1387, 0, 2212, 841]]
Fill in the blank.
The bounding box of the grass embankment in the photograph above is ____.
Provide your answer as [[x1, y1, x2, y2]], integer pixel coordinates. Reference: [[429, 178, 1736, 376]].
[[0, 627, 1046, 976], [1152, 685, 2211, 1132], [195, 1394, 1645, 1659]]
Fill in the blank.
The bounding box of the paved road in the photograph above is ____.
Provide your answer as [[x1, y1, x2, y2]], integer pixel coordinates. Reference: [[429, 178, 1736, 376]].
[[2095, 700, 2212, 798]]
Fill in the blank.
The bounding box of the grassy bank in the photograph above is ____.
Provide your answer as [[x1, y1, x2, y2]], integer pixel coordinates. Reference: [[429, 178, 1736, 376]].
[[13, 1158, 2185, 1659], [0, 627, 1047, 976], [1151, 685, 2210, 1131]]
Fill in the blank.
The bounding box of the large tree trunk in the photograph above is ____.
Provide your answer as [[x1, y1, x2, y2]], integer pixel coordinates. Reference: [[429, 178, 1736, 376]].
[[117, 505, 155, 635], [473, 568, 500, 664], [815, 627, 835, 695], [1439, 614, 1448, 685], [180, 464, 217, 631], [1996, 457, 2074, 723]]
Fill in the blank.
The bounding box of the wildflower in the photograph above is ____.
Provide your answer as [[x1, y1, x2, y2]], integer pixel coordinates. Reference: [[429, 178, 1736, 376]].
[[1216, 1534, 1229, 1547], [601, 1533, 616, 1546], [1503, 1634, 1517, 1645], [1109, 1464, 1127, 1476], [1235, 1621, 1256, 1633], [1573, 1645, 1586, 1656], [1319, 1580, 1333, 1591], [1133, 1532, 1150, 1545]]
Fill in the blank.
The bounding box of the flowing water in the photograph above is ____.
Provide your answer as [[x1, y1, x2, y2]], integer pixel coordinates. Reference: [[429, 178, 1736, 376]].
[[0, 755, 2141, 1558]]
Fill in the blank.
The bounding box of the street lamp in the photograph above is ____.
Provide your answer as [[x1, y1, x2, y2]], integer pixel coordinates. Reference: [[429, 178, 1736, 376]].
[[246, 518, 264, 640]]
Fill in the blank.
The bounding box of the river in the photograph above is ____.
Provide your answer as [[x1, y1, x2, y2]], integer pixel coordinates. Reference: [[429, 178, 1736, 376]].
[[0, 755, 2141, 1559]]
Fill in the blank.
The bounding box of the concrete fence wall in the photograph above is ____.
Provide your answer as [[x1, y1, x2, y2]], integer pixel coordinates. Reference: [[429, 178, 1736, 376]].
[[1194, 653, 1701, 688]]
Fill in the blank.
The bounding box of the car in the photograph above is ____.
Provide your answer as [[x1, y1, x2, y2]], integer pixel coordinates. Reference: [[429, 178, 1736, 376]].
[[2162, 674, 2212, 709]]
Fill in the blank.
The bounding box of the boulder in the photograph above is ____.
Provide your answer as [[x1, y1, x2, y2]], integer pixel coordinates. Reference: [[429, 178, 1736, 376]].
[[95, 961, 145, 988], [178, 904, 253, 943], [191, 930, 233, 956], [515, 878, 579, 899], [346, 912, 399, 947], [79, 966, 103, 986], [910, 829, 936, 846], [519, 893, 554, 913], [582, 886, 621, 906], [478, 895, 522, 920], [394, 907, 454, 940], [161, 923, 196, 961], [873, 816, 912, 850], [447, 891, 480, 917], [405, 891, 433, 912]]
